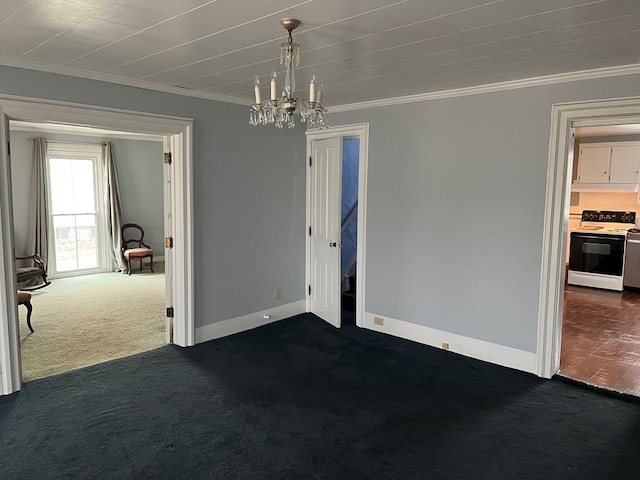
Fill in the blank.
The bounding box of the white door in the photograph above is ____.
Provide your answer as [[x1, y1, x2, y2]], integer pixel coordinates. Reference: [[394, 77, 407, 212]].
[[0, 110, 21, 395], [310, 137, 342, 327]]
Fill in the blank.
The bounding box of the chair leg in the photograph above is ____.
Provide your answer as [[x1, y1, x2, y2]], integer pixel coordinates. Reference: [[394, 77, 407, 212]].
[[150, 255, 154, 273], [127, 258, 132, 275], [25, 301, 34, 333]]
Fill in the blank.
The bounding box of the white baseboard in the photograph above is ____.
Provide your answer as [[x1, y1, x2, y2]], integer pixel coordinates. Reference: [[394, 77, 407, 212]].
[[143, 255, 164, 264], [195, 300, 306, 344], [363, 312, 537, 374]]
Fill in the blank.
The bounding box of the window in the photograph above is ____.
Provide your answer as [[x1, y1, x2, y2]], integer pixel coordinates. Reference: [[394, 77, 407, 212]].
[[47, 143, 108, 275]]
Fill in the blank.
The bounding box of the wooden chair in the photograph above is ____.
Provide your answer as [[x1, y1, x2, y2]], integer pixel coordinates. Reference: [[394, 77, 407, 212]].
[[16, 254, 51, 291], [121, 223, 154, 275], [17, 291, 34, 333]]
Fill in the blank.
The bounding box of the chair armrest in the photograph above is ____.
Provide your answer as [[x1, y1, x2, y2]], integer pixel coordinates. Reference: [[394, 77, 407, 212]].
[[16, 254, 46, 270]]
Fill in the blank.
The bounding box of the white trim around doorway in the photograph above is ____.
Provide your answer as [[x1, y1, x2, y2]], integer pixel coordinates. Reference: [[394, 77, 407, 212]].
[[538, 96, 640, 379], [305, 124, 369, 328], [0, 94, 195, 395]]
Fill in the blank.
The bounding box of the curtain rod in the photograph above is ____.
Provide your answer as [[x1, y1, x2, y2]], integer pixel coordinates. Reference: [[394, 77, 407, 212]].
[[42, 139, 108, 146]]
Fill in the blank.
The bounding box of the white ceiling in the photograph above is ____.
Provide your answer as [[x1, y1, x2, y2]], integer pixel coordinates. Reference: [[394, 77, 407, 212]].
[[2, 0, 640, 108]]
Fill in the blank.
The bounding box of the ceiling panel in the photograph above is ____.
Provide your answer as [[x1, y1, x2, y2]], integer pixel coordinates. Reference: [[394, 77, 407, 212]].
[[91, 2, 170, 28], [0, 0, 639, 107], [21, 30, 112, 64], [553, 36, 613, 54], [514, 7, 588, 31], [624, 13, 640, 29], [575, 0, 640, 22], [526, 0, 605, 12], [0, 0, 29, 23], [26, 0, 99, 22], [563, 18, 634, 40]]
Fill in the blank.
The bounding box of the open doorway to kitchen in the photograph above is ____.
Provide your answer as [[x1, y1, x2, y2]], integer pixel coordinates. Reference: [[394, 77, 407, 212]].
[[560, 124, 640, 396], [539, 97, 640, 397], [11, 122, 166, 382]]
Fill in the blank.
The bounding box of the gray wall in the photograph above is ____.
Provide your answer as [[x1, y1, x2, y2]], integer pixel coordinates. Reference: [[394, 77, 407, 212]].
[[0, 65, 306, 328], [332, 74, 640, 354], [10, 130, 164, 256]]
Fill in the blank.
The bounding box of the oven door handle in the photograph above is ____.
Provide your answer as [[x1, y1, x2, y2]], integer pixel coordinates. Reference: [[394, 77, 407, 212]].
[[572, 234, 614, 240]]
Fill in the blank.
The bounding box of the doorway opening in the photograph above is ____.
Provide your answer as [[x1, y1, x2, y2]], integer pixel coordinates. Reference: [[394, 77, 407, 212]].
[[559, 124, 640, 395], [306, 124, 369, 329], [12, 124, 166, 382], [340, 137, 360, 326], [0, 95, 194, 396], [538, 97, 640, 398]]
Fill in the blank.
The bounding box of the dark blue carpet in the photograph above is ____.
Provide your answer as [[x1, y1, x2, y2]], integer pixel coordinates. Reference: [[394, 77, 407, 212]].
[[1, 313, 639, 479]]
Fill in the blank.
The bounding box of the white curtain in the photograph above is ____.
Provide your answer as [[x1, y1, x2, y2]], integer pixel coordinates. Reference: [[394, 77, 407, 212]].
[[26, 137, 49, 265], [102, 142, 126, 272]]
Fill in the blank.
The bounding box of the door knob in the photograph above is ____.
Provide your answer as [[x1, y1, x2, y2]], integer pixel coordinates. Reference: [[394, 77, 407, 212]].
[[329, 242, 337, 247]]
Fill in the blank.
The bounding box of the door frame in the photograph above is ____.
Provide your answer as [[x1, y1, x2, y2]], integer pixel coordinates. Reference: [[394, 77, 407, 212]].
[[538, 96, 640, 378], [0, 94, 195, 395], [306, 123, 369, 327]]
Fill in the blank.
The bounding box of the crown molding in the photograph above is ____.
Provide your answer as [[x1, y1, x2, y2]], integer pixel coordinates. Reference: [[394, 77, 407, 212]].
[[3, 58, 640, 114], [328, 63, 640, 114], [0, 57, 251, 106]]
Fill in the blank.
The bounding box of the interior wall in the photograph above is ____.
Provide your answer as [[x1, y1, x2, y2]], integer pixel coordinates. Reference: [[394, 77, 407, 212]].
[[0, 65, 306, 328], [331, 73, 640, 355], [9, 130, 164, 256]]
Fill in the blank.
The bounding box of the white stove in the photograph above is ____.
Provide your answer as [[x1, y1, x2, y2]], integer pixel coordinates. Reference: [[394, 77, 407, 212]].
[[568, 210, 636, 291]]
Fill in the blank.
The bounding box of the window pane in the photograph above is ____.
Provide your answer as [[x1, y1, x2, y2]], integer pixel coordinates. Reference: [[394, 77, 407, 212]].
[[53, 214, 98, 271], [53, 215, 78, 272], [49, 158, 95, 215], [76, 214, 97, 270]]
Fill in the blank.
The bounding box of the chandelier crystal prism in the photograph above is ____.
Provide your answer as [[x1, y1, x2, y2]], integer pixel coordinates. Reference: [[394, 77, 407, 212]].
[[249, 18, 328, 129]]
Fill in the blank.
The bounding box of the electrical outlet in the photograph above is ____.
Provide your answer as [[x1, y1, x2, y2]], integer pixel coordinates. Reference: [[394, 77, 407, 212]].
[[274, 288, 281, 300], [442, 342, 449, 350], [373, 316, 384, 326]]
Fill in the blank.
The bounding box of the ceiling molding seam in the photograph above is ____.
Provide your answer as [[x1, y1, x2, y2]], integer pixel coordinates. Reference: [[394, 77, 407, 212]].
[[328, 63, 640, 114]]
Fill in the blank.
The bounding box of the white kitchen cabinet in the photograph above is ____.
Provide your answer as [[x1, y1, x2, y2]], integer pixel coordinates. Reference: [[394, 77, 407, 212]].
[[576, 145, 611, 183], [609, 145, 640, 183], [575, 142, 640, 186]]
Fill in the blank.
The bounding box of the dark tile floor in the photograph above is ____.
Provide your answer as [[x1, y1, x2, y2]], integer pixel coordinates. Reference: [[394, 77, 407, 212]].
[[560, 285, 640, 396]]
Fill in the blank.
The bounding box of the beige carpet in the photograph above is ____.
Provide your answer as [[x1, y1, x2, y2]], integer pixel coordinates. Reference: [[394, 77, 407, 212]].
[[18, 264, 166, 382]]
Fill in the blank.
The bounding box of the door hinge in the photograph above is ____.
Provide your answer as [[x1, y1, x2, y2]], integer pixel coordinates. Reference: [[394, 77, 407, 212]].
[[308, 285, 311, 296], [165, 236, 174, 248], [309, 156, 312, 167], [166, 306, 174, 318], [7, 141, 10, 156], [309, 226, 312, 236], [164, 152, 172, 165]]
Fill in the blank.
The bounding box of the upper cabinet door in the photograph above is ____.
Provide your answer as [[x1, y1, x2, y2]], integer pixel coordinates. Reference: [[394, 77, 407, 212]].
[[609, 145, 640, 184], [577, 146, 611, 183]]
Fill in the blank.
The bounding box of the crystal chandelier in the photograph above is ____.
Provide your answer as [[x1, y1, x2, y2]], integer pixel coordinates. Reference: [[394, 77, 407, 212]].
[[249, 18, 328, 129]]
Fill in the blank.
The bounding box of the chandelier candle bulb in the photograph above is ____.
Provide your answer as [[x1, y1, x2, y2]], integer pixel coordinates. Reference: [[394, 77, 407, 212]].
[[254, 75, 262, 105], [309, 74, 316, 103], [316, 84, 323, 105], [270, 69, 277, 101]]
